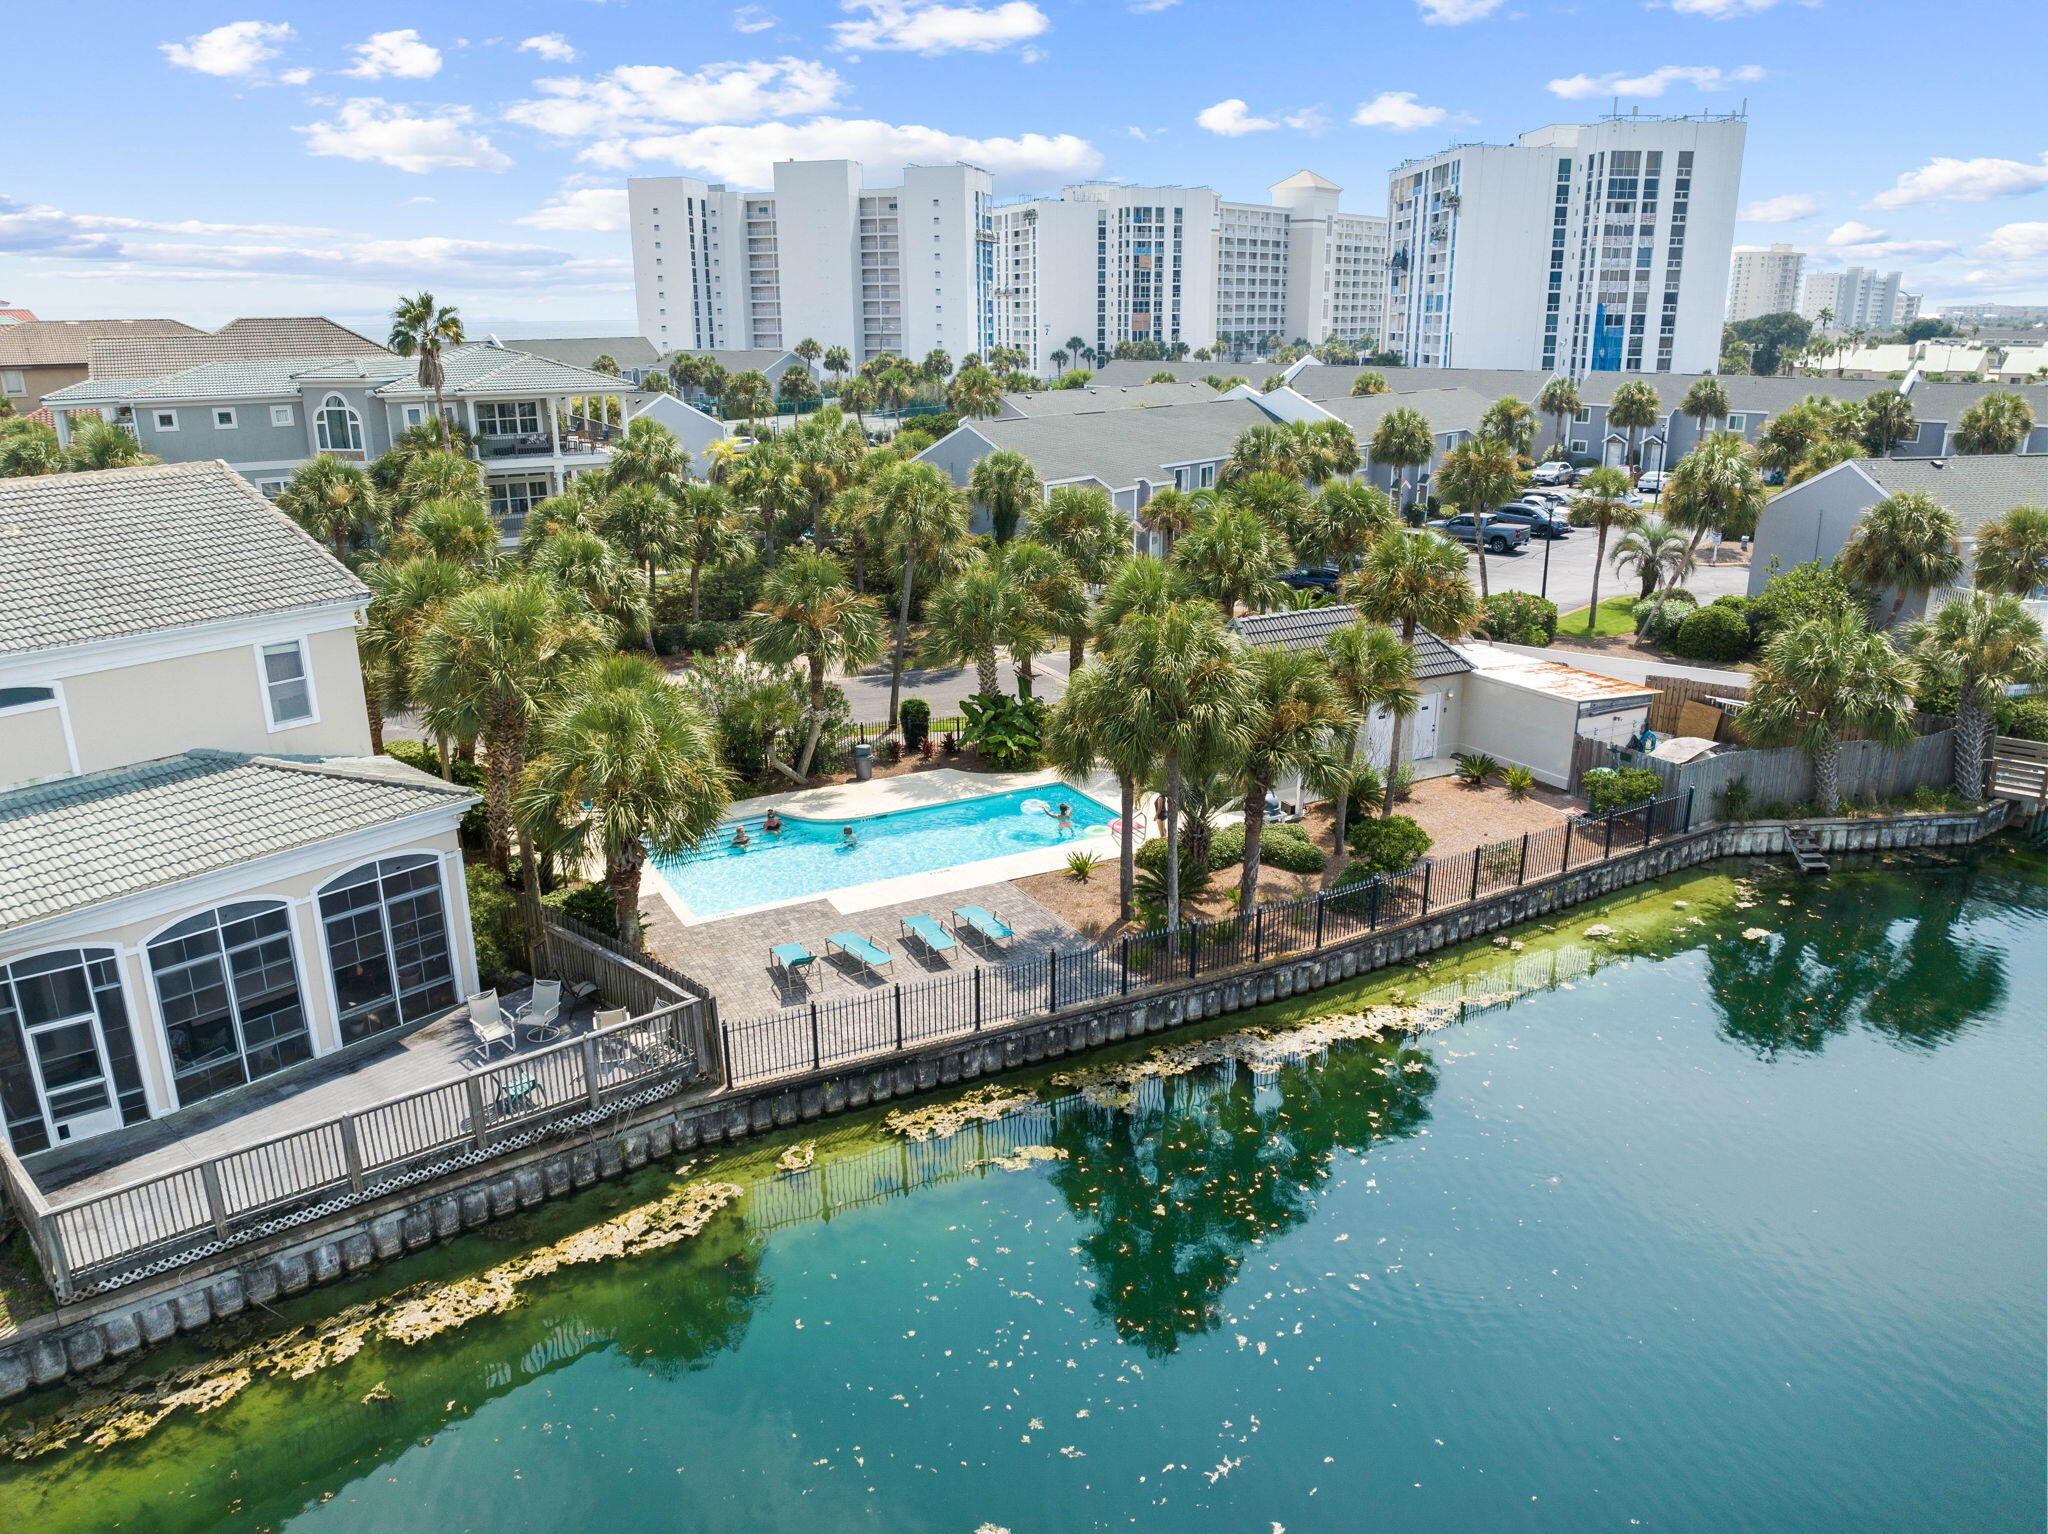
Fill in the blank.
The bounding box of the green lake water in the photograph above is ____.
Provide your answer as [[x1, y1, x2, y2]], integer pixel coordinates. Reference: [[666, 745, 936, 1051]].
[[3, 850, 2043, 1533]]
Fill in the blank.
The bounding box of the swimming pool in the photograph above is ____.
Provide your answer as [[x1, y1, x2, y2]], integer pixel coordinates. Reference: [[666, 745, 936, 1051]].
[[648, 786, 1118, 915]]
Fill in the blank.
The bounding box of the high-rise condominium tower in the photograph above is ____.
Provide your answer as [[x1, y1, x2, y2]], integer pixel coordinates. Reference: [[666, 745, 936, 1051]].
[[1800, 266, 1904, 332], [1383, 113, 1746, 375], [1727, 243, 1804, 321]]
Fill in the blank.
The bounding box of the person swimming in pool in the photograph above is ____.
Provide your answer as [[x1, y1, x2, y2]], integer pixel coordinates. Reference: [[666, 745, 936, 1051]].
[[762, 810, 784, 834], [730, 825, 751, 848], [1040, 802, 1074, 833], [841, 825, 858, 848]]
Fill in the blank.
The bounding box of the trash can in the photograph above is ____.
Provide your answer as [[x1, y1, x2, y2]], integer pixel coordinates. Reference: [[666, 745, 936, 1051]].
[[851, 742, 874, 782]]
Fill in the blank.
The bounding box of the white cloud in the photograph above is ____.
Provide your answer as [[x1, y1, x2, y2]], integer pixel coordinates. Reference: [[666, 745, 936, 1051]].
[[1129, 0, 1180, 10], [160, 20, 294, 77], [1196, 99, 1277, 136], [518, 34, 579, 63], [1351, 91, 1448, 131], [732, 5, 780, 30], [1824, 220, 1885, 246], [1819, 220, 1957, 261], [1975, 221, 2048, 261], [1417, 0, 1507, 24], [831, 0, 1049, 55], [279, 67, 314, 85], [298, 100, 513, 173], [517, 186, 631, 231], [1869, 153, 2048, 210], [1739, 192, 1818, 222], [507, 58, 846, 137], [1670, 0, 1781, 15], [1548, 63, 1763, 99], [587, 117, 1100, 189], [345, 28, 444, 80]]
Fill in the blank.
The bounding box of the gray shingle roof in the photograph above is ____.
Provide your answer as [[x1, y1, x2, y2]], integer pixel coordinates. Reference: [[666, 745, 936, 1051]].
[[88, 318, 389, 379], [1310, 386, 1497, 439], [1289, 365, 1558, 402], [371, 343, 639, 399], [1086, 361, 1250, 386], [1851, 455, 2048, 533], [948, 397, 1282, 490], [43, 355, 410, 406], [0, 461, 367, 657], [0, 751, 473, 933], [1232, 605, 1472, 678], [497, 335, 660, 371], [0, 319, 203, 369], [998, 381, 1222, 419]]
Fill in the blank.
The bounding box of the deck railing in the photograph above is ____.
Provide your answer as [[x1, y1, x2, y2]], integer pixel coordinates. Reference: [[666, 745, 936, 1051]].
[[11, 917, 713, 1301]]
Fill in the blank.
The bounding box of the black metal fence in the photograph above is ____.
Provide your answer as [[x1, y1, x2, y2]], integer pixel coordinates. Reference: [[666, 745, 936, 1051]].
[[847, 713, 968, 745], [719, 791, 1695, 1086]]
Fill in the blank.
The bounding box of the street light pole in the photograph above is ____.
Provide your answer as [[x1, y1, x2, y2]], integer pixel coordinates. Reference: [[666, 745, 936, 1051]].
[[1540, 521, 1552, 601]]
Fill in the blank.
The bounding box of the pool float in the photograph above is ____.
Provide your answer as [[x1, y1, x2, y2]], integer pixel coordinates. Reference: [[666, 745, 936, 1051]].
[[1019, 798, 1051, 816]]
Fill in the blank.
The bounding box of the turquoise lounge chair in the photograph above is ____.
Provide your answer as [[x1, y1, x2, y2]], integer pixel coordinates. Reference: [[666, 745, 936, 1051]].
[[899, 913, 956, 958], [826, 931, 895, 976], [771, 941, 816, 991], [952, 906, 1014, 945]]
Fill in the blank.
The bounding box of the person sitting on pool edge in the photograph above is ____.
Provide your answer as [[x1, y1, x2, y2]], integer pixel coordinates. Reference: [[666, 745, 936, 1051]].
[[762, 810, 784, 835], [730, 825, 751, 849], [840, 825, 858, 848]]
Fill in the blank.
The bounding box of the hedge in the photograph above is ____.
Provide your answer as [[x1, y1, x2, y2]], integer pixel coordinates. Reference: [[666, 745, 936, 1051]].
[[1671, 603, 1753, 662], [1343, 814, 1432, 872]]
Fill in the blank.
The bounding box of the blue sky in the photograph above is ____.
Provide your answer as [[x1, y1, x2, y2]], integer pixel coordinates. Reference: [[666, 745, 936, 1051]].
[[5, 0, 2045, 328]]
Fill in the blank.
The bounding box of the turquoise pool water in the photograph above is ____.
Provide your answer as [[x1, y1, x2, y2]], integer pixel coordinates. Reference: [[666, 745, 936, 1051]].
[[650, 786, 1118, 914]]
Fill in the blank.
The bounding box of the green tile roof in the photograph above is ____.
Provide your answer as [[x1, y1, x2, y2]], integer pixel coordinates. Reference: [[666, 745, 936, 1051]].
[[0, 752, 474, 933], [0, 461, 366, 657]]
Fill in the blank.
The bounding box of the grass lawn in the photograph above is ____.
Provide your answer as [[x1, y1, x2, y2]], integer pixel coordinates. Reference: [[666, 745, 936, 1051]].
[[1556, 593, 1639, 637]]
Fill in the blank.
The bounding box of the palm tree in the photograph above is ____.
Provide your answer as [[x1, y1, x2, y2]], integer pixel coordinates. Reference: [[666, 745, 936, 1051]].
[[1096, 602, 1252, 928], [778, 365, 820, 415], [967, 449, 1040, 544], [395, 496, 499, 571], [1294, 419, 1362, 484], [413, 576, 611, 874], [1611, 517, 1694, 605], [529, 526, 651, 644], [0, 420, 65, 476], [1174, 503, 1292, 618], [1028, 485, 1129, 666], [674, 482, 751, 620], [726, 370, 773, 433], [1233, 646, 1347, 907], [1096, 554, 1191, 634], [388, 293, 464, 443], [794, 337, 823, 372], [948, 364, 1004, 420], [874, 366, 915, 419], [279, 454, 384, 560], [1953, 391, 2036, 454], [1908, 591, 2048, 798], [918, 550, 1045, 698], [361, 554, 470, 755], [1322, 618, 1413, 870], [1221, 423, 1302, 485], [1139, 486, 1199, 556], [1571, 465, 1638, 629], [872, 459, 970, 730], [518, 654, 731, 946], [1860, 390, 1917, 457], [1369, 406, 1435, 521], [1679, 378, 1730, 441], [822, 345, 851, 392], [1066, 336, 1088, 369], [1606, 380, 1663, 475], [1661, 431, 1765, 563], [1349, 529, 1479, 811], [599, 482, 684, 640], [1839, 491, 1964, 627], [1304, 480, 1397, 574], [780, 410, 863, 541], [606, 415, 690, 493], [1434, 434, 1520, 599], [1973, 505, 2048, 597], [1477, 396, 1536, 459], [66, 419, 157, 472], [1043, 661, 1151, 923], [391, 449, 485, 522], [590, 354, 620, 378], [1349, 371, 1390, 397], [998, 540, 1087, 695], [1536, 377, 1583, 461], [1742, 610, 1915, 813], [746, 548, 886, 776], [836, 375, 876, 433]]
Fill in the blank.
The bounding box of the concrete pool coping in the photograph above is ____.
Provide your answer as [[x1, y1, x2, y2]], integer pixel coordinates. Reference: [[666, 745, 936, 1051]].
[[648, 767, 1124, 926]]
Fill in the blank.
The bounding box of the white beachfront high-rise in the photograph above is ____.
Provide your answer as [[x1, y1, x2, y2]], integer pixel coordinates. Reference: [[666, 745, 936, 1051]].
[[1727, 243, 1805, 321]]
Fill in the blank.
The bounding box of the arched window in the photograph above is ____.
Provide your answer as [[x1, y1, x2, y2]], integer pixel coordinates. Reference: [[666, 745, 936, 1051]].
[[0, 949, 148, 1152], [314, 393, 363, 453], [319, 854, 456, 1044], [148, 902, 311, 1107]]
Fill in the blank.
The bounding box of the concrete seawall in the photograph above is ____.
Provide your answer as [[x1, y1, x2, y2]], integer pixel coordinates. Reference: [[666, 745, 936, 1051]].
[[0, 808, 2005, 1401]]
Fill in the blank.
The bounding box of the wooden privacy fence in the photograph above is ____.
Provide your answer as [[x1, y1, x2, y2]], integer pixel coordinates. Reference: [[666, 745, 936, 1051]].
[[1586, 731, 1954, 810], [718, 792, 1695, 1087], [1643, 672, 1746, 737], [5, 918, 714, 1301]]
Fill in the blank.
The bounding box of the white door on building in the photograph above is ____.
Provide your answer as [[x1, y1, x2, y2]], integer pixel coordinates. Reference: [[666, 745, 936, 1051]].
[[1411, 691, 1441, 761], [1603, 435, 1626, 467], [24, 1014, 124, 1144]]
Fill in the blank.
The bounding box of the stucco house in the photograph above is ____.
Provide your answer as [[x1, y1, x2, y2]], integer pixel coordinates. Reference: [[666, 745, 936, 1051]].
[[0, 462, 478, 1155], [1748, 455, 2048, 625]]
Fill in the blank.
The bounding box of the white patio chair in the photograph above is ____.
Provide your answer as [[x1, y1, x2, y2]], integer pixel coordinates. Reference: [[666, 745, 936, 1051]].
[[466, 990, 513, 1065], [512, 979, 565, 1044]]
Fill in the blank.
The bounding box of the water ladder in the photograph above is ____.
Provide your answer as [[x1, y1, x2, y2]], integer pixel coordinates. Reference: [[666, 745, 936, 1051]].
[[1783, 825, 1830, 876]]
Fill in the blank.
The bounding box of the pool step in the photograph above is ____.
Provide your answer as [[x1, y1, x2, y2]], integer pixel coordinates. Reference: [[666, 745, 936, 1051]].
[[1784, 825, 1830, 875]]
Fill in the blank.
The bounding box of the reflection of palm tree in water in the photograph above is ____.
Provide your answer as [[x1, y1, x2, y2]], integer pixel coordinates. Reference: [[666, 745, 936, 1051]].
[[1043, 1041, 1437, 1358], [1706, 868, 2011, 1061]]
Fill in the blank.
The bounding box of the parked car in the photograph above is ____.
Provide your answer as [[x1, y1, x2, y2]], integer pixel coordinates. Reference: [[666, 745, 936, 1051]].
[[1530, 460, 1578, 486], [1486, 503, 1572, 538], [1425, 515, 1531, 554], [1281, 565, 1342, 592], [1635, 470, 1667, 495]]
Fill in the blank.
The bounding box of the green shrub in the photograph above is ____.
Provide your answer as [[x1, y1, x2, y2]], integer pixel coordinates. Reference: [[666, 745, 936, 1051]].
[[466, 866, 520, 987], [1503, 765, 1536, 798], [1632, 590, 1696, 647], [1455, 753, 1499, 786], [960, 692, 1045, 769], [1064, 848, 1104, 882], [1205, 824, 1245, 869], [1477, 591, 1559, 646], [1345, 814, 1431, 872], [899, 697, 931, 750], [654, 619, 739, 655], [1256, 823, 1327, 875], [542, 880, 621, 937], [1385, 763, 1415, 803], [1581, 765, 1663, 815], [1998, 696, 2048, 742], [1747, 557, 1858, 640], [1671, 603, 1753, 662], [1715, 776, 1754, 822]]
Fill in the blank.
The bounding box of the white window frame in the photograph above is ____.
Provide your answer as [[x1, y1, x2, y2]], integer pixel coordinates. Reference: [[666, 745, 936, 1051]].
[[1, 369, 24, 394], [270, 404, 294, 427], [152, 409, 180, 432], [0, 683, 59, 716], [254, 638, 318, 731], [256, 479, 290, 500], [313, 393, 363, 454], [212, 407, 238, 430]]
